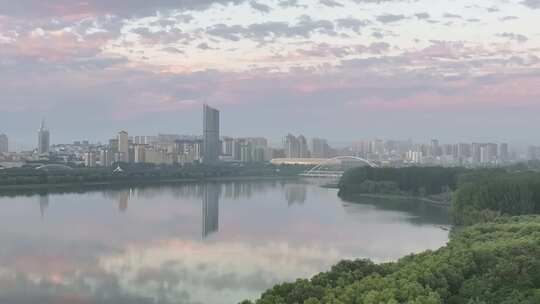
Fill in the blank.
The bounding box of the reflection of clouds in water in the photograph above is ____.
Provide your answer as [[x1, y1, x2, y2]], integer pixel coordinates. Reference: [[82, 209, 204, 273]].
[[0, 181, 449, 304], [101, 240, 342, 304], [0, 238, 343, 304], [0, 239, 158, 304]]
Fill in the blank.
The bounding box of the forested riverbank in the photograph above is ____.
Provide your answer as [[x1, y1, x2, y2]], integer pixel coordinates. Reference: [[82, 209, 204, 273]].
[[243, 167, 540, 304], [0, 163, 307, 194], [337, 166, 464, 201]]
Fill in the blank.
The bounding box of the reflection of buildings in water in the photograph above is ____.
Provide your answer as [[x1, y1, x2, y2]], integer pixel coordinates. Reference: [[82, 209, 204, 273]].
[[102, 189, 131, 212], [99, 180, 281, 203], [202, 183, 220, 238], [118, 190, 130, 212], [285, 185, 307, 206], [38, 195, 49, 218]]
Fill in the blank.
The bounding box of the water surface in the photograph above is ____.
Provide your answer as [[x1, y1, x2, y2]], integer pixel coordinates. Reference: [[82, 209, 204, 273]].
[[0, 180, 449, 304]]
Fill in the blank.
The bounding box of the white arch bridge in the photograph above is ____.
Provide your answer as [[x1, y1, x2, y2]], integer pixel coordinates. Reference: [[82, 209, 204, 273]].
[[300, 156, 378, 178]]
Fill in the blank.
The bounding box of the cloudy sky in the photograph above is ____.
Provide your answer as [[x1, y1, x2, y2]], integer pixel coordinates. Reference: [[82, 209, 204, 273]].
[[1, 0, 539, 148]]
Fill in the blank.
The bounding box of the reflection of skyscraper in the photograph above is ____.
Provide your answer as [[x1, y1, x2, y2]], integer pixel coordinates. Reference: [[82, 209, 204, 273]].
[[39, 194, 49, 218], [202, 183, 219, 238], [118, 190, 130, 212], [285, 185, 307, 206]]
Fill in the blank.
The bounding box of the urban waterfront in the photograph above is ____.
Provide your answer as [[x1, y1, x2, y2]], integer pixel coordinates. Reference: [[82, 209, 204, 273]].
[[0, 180, 449, 304]]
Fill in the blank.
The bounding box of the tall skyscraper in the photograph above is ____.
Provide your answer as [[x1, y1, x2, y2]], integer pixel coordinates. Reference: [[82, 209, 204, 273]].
[[37, 119, 50, 154], [0, 134, 8, 153], [203, 104, 220, 164], [499, 143, 509, 162], [117, 131, 129, 162]]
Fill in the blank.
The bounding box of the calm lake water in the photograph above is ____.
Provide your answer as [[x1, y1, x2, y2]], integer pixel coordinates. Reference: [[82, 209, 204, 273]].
[[0, 180, 449, 304]]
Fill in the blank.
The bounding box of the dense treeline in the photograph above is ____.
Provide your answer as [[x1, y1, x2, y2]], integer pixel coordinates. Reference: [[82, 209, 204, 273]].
[[0, 163, 307, 188], [242, 216, 540, 304], [338, 167, 464, 197], [244, 168, 540, 303], [452, 171, 540, 225]]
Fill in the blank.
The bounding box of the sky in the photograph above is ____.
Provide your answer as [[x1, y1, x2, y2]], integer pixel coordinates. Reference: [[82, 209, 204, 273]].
[[0, 0, 539, 149]]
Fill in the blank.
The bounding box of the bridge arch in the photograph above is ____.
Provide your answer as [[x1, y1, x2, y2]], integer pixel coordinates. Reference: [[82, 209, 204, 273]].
[[301, 156, 378, 178]]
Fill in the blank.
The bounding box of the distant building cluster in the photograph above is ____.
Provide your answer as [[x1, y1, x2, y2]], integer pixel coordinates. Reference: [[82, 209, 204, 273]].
[[0, 105, 274, 168], [282, 134, 334, 159], [347, 139, 513, 167], [0, 133, 8, 154], [0, 106, 537, 170]]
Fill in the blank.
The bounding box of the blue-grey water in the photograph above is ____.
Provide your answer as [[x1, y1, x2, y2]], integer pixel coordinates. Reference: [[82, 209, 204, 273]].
[[0, 180, 449, 304]]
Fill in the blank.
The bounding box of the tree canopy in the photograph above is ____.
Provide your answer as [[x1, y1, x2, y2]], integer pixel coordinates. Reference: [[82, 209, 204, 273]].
[[245, 168, 540, 304]]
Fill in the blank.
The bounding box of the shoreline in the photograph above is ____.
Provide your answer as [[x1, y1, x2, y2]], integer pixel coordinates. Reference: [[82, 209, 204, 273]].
[[341, 192, 451, 207], [0, 175, 299, 195]]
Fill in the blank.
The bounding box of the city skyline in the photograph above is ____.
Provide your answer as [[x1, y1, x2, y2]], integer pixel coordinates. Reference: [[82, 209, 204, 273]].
[[0, 103, 530, 168], [0, 114, 534, 151], [1, 1, 540, 146], [1, 109, 524, 168]]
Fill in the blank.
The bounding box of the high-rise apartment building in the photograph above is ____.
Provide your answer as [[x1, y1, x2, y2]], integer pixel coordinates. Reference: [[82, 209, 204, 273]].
[[203, 104, 220, 164], [0, 134, 8, 153], [134, 145, 146, 163], [118, 131, 129, 162], [486, 143, 498, 163], [100, 149, 112, 167], [429, 139, 441, 157], [499, 143, 509, 162], [311, 138, 330, 158], [472, 143, 482, 164], [176, 139, 202, 164], [37, 119, 50, 154], [284, 134, 299, 158], [528, 146, 540, 161], [222, 137, 234, 156], [84, 151, 97, 167], [284, 134, 309, 158], [298, 135, 309, 158], [457, 143, 471, 160]]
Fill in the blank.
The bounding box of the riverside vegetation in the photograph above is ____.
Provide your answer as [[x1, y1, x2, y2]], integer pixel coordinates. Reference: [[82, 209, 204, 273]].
[[242, 166, 540, 304], [0, 162, 308, 192]]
